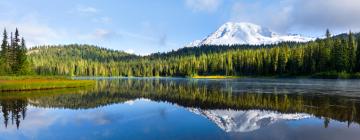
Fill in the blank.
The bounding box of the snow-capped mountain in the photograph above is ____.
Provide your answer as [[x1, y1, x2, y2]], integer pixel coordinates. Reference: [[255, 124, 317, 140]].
[[187, 22, 314, 47], [189, 108, 311, 133]]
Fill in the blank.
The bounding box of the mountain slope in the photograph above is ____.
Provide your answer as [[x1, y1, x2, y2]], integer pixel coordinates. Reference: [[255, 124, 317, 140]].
[[28, 44, 139, 76], [187, 22, 314, 46], [29, 44, 138, 62]]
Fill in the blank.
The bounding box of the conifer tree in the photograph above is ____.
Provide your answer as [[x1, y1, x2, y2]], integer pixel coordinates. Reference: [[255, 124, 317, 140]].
[[0, 29, 9, 74], [0, 28, 30, 75], [326, 29, 331, 39], [356, 37, 360, 72], [0, 29, 8, 59], [17, 37, 29, 74], [348, 31, 356, 72], [332, 39, 346, 72]]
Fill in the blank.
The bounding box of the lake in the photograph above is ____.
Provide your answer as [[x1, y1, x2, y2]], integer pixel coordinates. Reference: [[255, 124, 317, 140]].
[[1, 78, 360, 140]]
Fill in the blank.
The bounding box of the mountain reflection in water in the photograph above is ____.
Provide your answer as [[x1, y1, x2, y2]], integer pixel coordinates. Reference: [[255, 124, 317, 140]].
[[189, 108, 310, 132], [0, 78, 360, 135]]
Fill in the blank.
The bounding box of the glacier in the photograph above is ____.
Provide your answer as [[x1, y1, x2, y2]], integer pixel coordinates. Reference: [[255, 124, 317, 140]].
[[187, 22, 314, 47]]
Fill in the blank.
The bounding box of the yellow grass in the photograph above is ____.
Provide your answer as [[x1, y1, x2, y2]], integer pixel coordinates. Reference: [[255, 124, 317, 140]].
[[0, 76, 95, 92], [190, 75, 240, 79]]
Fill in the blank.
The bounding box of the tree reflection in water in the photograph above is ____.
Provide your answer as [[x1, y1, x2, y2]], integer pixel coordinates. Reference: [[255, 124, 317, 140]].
[[0, 99, 27, 129], [0, 78, 359, 129]]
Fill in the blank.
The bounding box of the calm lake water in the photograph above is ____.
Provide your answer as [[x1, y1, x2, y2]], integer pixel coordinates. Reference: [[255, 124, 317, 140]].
[[1, 78, 360, 140]]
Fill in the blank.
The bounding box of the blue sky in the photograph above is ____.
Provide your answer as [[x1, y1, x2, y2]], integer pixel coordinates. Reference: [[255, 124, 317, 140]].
[[1, 0, 360, 55]]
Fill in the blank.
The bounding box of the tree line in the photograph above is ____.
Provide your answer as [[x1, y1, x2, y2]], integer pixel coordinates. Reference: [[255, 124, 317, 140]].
[[0, 29, 31, 75], [28, 30, 360, 78], [3, 29, 360, 78]]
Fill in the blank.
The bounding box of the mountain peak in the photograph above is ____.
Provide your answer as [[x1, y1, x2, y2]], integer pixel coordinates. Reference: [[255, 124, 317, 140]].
[[186, 22, 313, 47]]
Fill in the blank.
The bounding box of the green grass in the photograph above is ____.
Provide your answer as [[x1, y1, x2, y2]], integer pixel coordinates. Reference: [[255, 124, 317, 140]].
[[0, 76, 95, 92], [311, 71, 360, 79], [190, 75, 241, 79], [0, 76, 70, 80]]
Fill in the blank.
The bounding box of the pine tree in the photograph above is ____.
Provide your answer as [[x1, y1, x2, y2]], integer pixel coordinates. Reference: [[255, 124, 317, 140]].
[[317, 40, 330, 72], [332, 39, 346, 72], [0, 29, 8, 59], [277, 45, 288, 74], [13, 28, 21, 72], [9, 32, 15, 72], [0, 29, 9, 74], [17, 37, 29, 74], [326, 29, 331, 39], [348, 31, 356, 72], [0, 28, 31, 75], [356, 36, 360, 72]]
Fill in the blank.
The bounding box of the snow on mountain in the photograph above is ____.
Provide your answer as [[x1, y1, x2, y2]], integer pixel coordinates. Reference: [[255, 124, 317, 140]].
[[186, 22, 314, 47], [189, 108, 311, 133]]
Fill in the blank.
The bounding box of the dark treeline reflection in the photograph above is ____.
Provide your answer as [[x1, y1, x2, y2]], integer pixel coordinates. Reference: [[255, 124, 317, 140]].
[[1, 78, 360, 129], [0, 99, 27, 129]]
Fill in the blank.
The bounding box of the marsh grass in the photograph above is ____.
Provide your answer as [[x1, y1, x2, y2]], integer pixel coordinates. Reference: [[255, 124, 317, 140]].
[[0, 76, 95, 92], [190, 75, 240, 79], [311, 71, 360, 79]]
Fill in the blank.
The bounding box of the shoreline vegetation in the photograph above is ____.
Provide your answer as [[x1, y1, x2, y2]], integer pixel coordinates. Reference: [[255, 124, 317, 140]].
[[0, 72, 359, 92], [75, 72, 360, 79], [190, 75, 240, 79], [0, 76, 95, 92], [1, 29, 360, 93], [190, 72, 360, 79]]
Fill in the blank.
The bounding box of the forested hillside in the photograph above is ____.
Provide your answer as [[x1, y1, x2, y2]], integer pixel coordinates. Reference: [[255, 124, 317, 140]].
[[27, 30, 360, 77], [28, 45, 138, 76]]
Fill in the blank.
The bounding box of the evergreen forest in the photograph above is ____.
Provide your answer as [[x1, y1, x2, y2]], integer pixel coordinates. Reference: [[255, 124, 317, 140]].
[[2, 29, 360, 78]]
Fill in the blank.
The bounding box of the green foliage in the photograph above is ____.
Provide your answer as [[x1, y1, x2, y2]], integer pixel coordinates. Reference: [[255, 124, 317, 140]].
[[28, 44, 138, 76], [26, 30, 360, 78], [0, 78, 94, 91], [0, 29, 32, 75]]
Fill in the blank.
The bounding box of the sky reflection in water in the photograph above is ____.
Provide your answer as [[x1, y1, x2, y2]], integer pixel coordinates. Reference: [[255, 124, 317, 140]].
[[0, 78, 360, 140]]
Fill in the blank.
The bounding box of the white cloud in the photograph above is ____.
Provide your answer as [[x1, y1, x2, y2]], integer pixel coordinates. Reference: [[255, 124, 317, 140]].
[[92, 17, 112, 24], [92, 29, 114, 39], [291, 0, 360, 30], [0, 15, 67, 47], [77, 6, 98, 14], [185, 0, 222, 13], [231, 0, 360, 35], [79, 29, 117, 41], [230, 0, 293, 33], [125, 49, 135, 54], [0, 108, 59, 139]]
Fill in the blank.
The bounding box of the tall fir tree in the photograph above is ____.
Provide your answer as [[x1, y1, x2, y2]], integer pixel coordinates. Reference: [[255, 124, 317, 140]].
[[0, 28, 30, 75], [13, 28, 21, 72], [9, 32, 15, 72], [0, 29, 10, 74], [356, 36, 360, 72], [0, 29, 8, 59], [332, 39, 346, 72], [17, 37, 29, 74], [348, 31, 356, 72], [326, 29, 331, 39]]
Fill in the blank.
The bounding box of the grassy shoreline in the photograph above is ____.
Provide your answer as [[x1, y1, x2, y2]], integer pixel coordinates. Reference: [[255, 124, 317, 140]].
[[188, 72, 360, 79], [190, 75, 241, 79], [0, 76, 95, 92], [1, 72, 358, 92]]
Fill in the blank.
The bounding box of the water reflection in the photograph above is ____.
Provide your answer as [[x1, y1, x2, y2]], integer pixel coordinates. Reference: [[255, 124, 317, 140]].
[[189, 108, 310, 132], [0, 78, 360, 139], [0, 99, 27, 129]]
